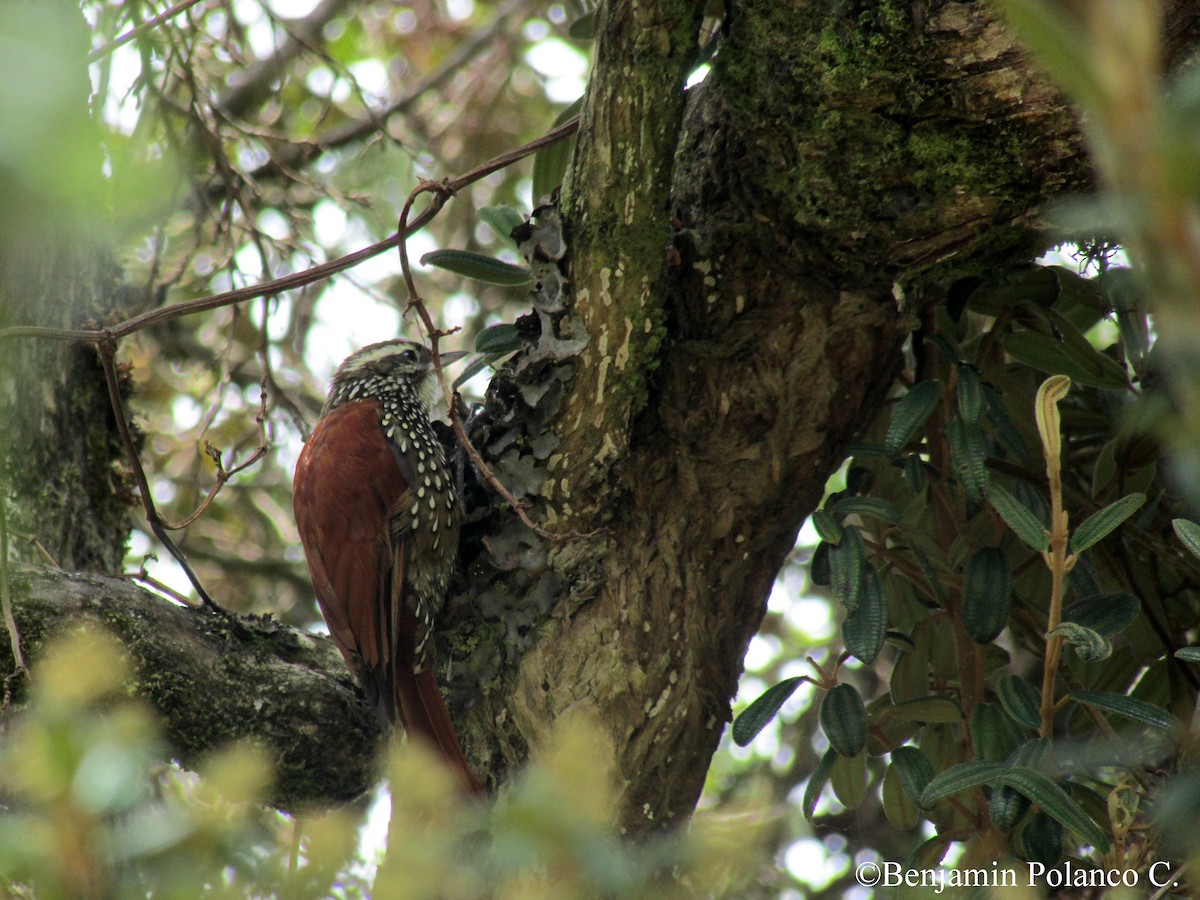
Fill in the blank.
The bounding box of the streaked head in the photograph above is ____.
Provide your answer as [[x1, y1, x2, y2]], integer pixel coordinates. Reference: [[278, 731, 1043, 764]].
[[325, 339, 466, 411]]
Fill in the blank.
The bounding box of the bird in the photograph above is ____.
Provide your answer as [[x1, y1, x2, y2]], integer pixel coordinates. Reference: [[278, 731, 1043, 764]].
[[292, 339, 482, 796]]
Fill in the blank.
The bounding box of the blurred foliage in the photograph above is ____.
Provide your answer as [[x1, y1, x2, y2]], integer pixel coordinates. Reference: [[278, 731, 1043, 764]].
[[0, 629, 768, 898]]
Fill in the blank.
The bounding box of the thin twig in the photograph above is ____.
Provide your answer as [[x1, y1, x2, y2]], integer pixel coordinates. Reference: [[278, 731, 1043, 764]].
[[0, 117, 580, 347], [394, 122, 597, 543], [87, 0, 209, 63], [96, 339, 223, 611], [0, 479, 29, 688]]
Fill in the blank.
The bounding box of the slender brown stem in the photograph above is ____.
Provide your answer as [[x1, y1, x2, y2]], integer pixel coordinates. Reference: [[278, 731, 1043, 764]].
[[0, 117, 579, 346], [87, 0, 208, 63], [97, 340, 222, 611], [0, 479, 28, 683]]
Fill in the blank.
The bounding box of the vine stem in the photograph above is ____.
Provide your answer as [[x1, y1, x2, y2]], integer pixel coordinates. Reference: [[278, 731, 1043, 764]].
[[1036, 375, 1073, 737]]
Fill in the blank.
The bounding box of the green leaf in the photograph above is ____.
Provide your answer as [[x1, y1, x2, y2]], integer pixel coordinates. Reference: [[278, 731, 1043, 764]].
[[944, 414, 989, 503], [828, 525, 865, 613], [451, 354, 491, 391], [820, 683, 868, 757], [830, 751, 868, 810], [884, 380, 941, 456], [889, 746, 935, 807], [1048, 622, 1112, 661], [986, 483, 1050, 551], [1016, 809, 1064, 867], [995, 767, 1109, 850], [831, 496, 902, 524], [1069, 493, 1145, 553], [919, 761, 1005, 806], [1172, 518, 1200, 561], [956, 364, 985, 423], [1176, 647, 1200, 663], [997, 675, 1041, 732], [1003, 310, 1130, 390], [474, 323, 522, 355], [842, 566, 886, 664], [531, 106, 580, 203], [732, 677, 806, 746], [882, 762, 921, 829], [1069, 690, 1181, 732], [811, 508, 842, 544], [802, 748, 837, 822], [810, 541, 831, 587], [420, 249, 533, 285], [884, 696, 963, 724], [971, 703, 1020, 764], [962, 546, 1012, 644], [1061, 591, 1140, 638], [990, 781, 1031, 832], [478, 206, 527, 246], [566, 11, 595, 40]]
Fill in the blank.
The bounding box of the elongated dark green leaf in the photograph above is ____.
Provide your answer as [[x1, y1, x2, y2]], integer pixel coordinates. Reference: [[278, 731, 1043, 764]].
[[451, 354, 490, 391], [1016, 809, 1064, 867], [986, 483, 1050, 551], [1069, 690, 1181, 732], [830, 750, 868, 810], [802, 747, 837, 822], [984, 384, 1033, 466], [842, 566, 886, 664], [478, 205, 527, 246], [811, 508, 842, 543], [884, 380, 941, 456], [971, 703, 1020, 763], [420, 249, 533, 285], [1003, 308, 1130, 390], [1008, 737, 1051, 769], [995, 767, 1108, 850], [531, 106, 580, 203], [810, 541, 831, 587], [1069, 493, 1145, 553], [732, 677, 806, 746], [820, 683, 867, 757], [962, 546, 1011, 644], [1173, 518, 1200, 561], [956, 364, 985, 423], [828, 525, 865, 613], [990, 781, 1030, 832], [1048, 622, 1112, 661], [890, 746, 935, 807], [474, 323, 522, 354], [882, 762, 920, 829], [884, 696, 963, 724], [997, 675, 1041, 731], [919, 761, 1005, 806], [832, 496, 902, 524], [944, 414, 989, 503], [1061, 591, 1140, 638]]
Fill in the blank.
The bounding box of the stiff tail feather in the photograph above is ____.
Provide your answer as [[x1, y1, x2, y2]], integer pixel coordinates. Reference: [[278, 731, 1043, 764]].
[[395, 668, 484, 796]]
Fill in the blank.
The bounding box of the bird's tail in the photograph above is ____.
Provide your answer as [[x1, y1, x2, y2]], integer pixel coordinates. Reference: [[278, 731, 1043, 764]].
[[395, 668, 484, 796]]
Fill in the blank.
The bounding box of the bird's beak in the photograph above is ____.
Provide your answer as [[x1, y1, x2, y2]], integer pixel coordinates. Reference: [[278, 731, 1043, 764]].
[[437, 350, 469, 365]]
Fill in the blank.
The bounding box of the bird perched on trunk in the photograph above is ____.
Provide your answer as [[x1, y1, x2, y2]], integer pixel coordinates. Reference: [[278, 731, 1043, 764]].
[[292, 339, 481, 796]]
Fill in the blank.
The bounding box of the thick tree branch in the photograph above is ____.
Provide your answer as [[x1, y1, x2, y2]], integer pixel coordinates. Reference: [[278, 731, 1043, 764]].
[[3, 567, 380, 809]]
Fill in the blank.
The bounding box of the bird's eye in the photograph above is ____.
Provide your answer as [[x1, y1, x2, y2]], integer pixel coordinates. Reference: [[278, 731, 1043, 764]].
[[401, 349, 418, 363]]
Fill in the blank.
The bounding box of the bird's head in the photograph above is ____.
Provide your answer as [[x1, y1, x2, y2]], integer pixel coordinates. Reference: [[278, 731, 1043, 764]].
[[325, 339, 466, 412]]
